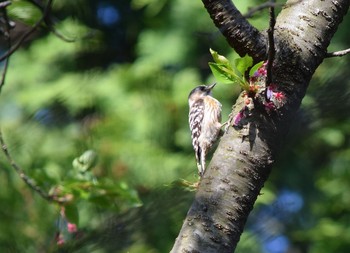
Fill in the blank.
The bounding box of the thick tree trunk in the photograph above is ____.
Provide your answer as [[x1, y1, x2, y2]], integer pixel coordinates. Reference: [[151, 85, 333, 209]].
[[171, 0, 349, 252]]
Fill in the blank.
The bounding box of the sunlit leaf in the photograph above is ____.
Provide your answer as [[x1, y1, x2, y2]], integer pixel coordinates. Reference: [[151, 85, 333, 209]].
[[57, 179, 142, 211], [234, 54, 253, 76], [209, 63, 236, 84], [72, 150, 98, 173], [209, 49, 251, 89], [209, 48, 231, 65], [7, 1, 42, 26]]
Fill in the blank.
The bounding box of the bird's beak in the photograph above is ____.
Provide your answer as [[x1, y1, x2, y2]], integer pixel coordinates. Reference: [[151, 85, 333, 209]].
[[207, 83, 217, 90]]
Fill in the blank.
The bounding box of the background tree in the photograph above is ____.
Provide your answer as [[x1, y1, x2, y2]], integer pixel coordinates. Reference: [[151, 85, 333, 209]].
[[0, 0, 349, 252], [171, 0, 350, 252]]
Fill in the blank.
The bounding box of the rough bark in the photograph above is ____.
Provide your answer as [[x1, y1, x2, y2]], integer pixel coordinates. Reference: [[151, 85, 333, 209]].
[[171, 0, 349, 252], [201, 0, 267, 61]]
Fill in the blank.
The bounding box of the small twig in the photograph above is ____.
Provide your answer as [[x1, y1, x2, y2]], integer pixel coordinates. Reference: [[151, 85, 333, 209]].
[[0, 129, 64, 204], [27, 0, 76, 42], [0, 54, 10, 93], [0, 0, 53, 62], [265, 0, 276, 89], [244, 1, 279, 19], [0, 7, 12, 93], [326, 48, 350, 58]]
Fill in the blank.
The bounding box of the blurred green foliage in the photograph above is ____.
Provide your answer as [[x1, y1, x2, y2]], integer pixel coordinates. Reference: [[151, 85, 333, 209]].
[[0, 0, 349, 252]]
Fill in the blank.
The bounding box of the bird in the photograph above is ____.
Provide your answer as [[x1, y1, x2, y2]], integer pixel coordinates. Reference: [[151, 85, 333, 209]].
[[188, 83, 222, 176]]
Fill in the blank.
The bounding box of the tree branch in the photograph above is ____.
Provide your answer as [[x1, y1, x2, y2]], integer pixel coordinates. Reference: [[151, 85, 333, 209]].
[[0, 6, 12, 93], [244, 1, 281, 19], [326, 48, 350, 57], [27, 0, 76, 42], [265, 1, 276, 88], [0, 129, 65, 204], [0, 1, 11, 9], [201, 0, 267, 62]]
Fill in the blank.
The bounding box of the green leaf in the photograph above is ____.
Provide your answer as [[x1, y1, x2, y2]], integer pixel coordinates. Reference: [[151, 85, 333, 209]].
[[88, 194, 112, 209], [234, 55, 253, 76], [209, 63, 236, 84], [249, 61, 264, 77], [209, 49, 250, 89], [72, 150, 98, 173], [64, 204, 79, 225], [209, 48, 230, 65], [7, 1, 42, 26], [86, 182, 142, 211]]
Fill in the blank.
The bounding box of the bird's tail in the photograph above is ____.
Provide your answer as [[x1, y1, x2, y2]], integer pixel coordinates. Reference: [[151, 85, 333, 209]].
[[197, 152, 206, 177]]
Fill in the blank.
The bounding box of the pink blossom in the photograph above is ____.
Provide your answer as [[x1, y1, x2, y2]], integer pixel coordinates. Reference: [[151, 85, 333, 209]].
[[258, 62, 268, 76], [264, 101, 276, 112], [274, 92, 285, 101], [266, 84, 278, 99], [268, 83, 277, 90], [57, 234, 65, 245], [253, 67, 267, 77], [266, 87, 273, 100], [233, 111, 244, 126], [266, 84, 286, 109], [67, 223, 78, 233], [257, 68, 267, 76]]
